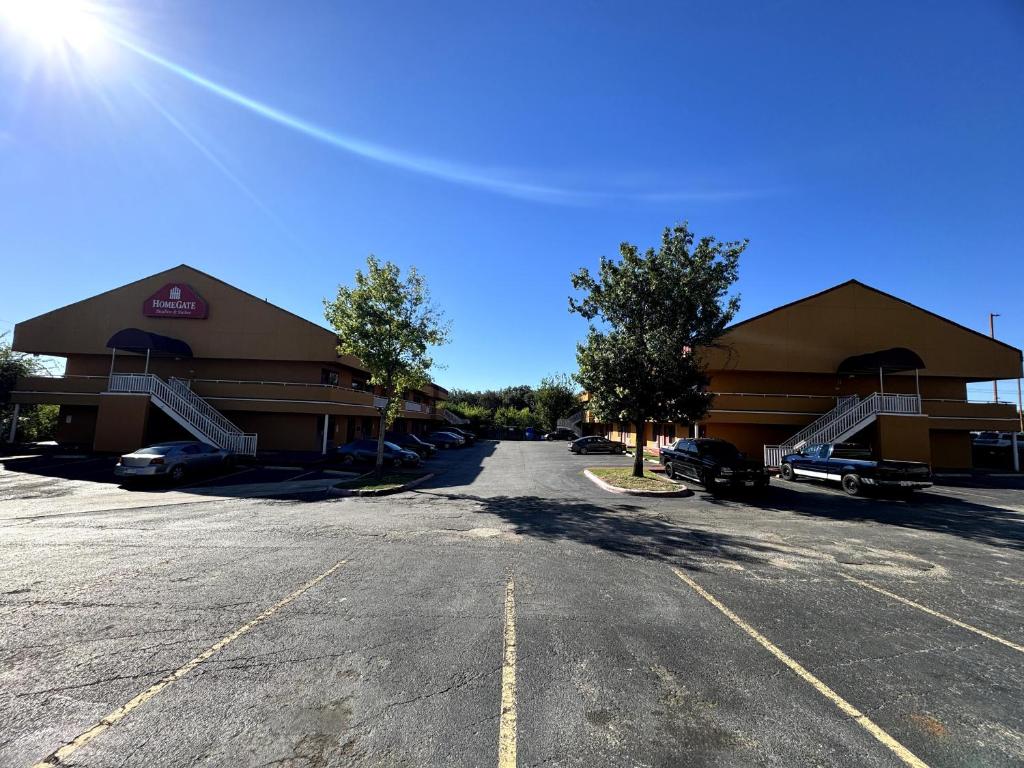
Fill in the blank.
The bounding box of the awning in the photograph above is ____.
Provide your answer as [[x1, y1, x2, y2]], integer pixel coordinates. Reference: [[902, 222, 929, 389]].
[[106, 328, 193, 358], [837, 347, 925, 375]]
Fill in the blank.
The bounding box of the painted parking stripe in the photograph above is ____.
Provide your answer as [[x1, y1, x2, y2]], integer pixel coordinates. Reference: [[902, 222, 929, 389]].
[[32, 559, 347, 768], [498, 577, 518, 768], [840, 573, 1024, 655], [670, 567, 929, 768]]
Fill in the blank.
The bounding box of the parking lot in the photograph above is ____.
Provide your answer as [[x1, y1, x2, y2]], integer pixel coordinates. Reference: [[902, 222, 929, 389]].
[[1, 441, 1022, 767]]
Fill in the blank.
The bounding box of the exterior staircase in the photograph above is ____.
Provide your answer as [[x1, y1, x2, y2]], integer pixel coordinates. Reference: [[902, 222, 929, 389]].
[[557, 410, 584, 437], [443, 408, 470, 426], [108, 373, 257, 455], [763, 392, 920, 467]]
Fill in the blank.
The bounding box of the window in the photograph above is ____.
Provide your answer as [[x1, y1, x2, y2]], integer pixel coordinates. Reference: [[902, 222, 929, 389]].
[[665, 424, 676, 441], [321, 369, 340, 387], [352, 379, 368, 391]]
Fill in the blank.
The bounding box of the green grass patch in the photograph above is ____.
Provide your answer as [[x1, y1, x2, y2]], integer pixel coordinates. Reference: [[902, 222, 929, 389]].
[[336, 470, 428, 492], [588, 466, 676, 492]]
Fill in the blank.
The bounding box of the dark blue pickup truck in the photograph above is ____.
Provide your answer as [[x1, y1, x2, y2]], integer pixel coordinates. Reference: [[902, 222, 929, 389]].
[[780, 443, 932, 496]]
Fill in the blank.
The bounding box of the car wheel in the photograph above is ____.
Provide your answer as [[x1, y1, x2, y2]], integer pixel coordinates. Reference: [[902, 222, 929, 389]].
[[169, 464, 186, 484], [841, 473, 863, 497], [580, 447, 588, 455], [393, 458, 404, 468], [341, 454, 355, 466], [665, 462, 675, 479], [780, 463, 795, 481]]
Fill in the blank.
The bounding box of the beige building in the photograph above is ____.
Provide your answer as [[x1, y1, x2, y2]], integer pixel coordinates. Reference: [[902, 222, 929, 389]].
[[584, 280, 1023, 470], [9, 265, 449, 454]]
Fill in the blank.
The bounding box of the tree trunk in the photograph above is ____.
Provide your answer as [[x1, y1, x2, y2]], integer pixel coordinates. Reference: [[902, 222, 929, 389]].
[[632, 410, 645, 477], [374, 400, 389, 479]]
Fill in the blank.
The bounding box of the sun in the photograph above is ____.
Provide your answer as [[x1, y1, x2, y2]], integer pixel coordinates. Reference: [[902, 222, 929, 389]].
[[2, 0, 109, 57]]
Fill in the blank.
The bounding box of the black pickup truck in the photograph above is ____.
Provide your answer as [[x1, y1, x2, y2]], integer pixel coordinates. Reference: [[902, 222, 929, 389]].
[[659, 438, 770, 492], [780, 443, 932, 496]]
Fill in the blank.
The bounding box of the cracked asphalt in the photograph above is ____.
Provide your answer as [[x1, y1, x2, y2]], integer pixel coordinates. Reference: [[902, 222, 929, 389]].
[[1, 442, 1023, 766]]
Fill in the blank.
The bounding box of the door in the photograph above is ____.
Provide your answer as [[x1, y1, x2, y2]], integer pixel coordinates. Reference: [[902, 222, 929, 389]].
[[680, 440, 701, 481]]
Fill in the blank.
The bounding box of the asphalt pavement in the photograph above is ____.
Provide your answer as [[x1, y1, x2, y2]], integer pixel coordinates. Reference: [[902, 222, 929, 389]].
[[1, 441, 1022, 767]]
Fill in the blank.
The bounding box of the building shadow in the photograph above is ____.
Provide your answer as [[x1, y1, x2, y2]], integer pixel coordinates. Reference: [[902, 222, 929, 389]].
[[705, 483, 1024, 551], [417, 489, 796, 571], [0, 441, 499, 505]]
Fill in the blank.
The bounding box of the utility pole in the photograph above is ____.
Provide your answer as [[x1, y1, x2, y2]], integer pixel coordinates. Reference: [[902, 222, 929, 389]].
[[990, 313, 1000, 402]]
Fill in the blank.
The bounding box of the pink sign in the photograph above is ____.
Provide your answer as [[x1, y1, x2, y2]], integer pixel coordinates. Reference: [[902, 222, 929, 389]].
[[143, 283, 208, 319]]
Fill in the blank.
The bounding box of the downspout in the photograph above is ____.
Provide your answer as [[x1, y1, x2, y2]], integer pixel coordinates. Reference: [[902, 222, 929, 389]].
[[144, 348, 151, 375], [109, 347, 117, 382]]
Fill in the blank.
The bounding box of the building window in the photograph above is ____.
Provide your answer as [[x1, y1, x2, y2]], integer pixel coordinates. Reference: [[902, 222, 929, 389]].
[[321, 369, 339, 387], [352, 378, 368, 391]]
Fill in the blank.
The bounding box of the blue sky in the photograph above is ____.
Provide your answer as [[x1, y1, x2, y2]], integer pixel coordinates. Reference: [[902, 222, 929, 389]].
[[1, 1, 1022, 397]]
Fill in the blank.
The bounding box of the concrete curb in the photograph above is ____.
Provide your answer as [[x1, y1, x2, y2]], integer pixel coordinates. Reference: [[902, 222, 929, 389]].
[[583, 468, 691, 497], [330, 472, 435, 498]]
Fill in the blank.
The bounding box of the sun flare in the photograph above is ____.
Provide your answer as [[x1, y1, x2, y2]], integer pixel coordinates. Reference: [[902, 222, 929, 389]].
[[2, 0, 109, 57]]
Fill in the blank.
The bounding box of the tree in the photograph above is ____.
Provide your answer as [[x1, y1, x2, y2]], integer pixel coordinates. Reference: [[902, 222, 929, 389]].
[[2, 335, 61, 443], [534, 373, 580, 431], [324, 256, 449, 476], [569, 222, 746, 477]]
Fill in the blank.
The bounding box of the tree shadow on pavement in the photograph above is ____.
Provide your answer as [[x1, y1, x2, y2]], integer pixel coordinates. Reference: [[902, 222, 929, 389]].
[[708, 483, 1024, 551], [420, 490, 794, 571]]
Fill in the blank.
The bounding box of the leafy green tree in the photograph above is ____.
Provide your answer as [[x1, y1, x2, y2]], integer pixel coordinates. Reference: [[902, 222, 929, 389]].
[[2, 334, 58, 443], [534, 373, 580, 431], [324, 256, 449, 475], [494, 405, 539, 429], [569, 222, 745, 477]]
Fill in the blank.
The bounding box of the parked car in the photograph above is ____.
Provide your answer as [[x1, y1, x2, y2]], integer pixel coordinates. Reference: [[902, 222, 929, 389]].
[[115, 441, 234, 484], [780, 442, 932, 496], [335, 439, 421, 467], [445, 427, 476, 444], [545, 428, 578, 441], [384, 431, 436, 458], [427, 431, 465, 448], [659, 438, 768, 492], [569, 436, 626, 454]]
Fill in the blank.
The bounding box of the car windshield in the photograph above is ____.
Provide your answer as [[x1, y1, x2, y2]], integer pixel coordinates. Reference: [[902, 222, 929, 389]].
[[383, 441, 403, 451]]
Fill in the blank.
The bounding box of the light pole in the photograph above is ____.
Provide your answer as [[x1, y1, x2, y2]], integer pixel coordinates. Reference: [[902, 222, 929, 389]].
[[990, 313, 1001, 402]]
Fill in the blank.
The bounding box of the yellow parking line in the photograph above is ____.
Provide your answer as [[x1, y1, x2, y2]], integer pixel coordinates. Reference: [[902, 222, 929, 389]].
[[32, 559, 347, 768], [670, 567, 929, 768], [498, 577, 517, 768], [840, 573, 1024, 655]]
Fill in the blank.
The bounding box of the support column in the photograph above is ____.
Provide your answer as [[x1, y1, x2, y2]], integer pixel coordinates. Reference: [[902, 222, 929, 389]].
[[321, 413, 329, 455], [108, 348, 117, 382], [1013, 432, 1020, 474], [6, 403, 19, 443]]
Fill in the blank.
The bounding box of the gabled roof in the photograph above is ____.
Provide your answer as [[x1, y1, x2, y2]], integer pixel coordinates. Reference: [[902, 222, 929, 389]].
[[705, 279, 1022, 380], [726, 279, 1021, 355]]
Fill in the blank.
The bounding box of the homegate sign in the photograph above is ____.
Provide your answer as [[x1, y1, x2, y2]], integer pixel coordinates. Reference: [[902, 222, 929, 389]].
[[142, 283, 209, 318]]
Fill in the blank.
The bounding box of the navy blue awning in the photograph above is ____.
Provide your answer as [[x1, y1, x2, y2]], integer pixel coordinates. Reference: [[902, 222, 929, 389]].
[[837, 347, 925, 375], [106, 328, 193, 358]]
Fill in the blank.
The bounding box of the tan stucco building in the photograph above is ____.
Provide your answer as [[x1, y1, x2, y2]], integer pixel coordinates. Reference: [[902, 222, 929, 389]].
[[584, 280, 1023, 470], [8, 265, 449, 454]]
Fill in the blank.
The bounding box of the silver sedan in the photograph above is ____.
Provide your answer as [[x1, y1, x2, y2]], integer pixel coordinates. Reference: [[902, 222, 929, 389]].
[[115, 441, 234, 484]]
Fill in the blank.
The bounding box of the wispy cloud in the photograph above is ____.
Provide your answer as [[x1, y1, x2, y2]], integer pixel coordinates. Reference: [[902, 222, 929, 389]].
[[113, 36, 767, 206]]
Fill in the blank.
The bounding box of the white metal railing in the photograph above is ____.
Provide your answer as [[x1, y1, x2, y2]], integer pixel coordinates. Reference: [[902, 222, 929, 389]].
[[764, 445, 785, 469], [763, 392, 920, 466], [557, 410, 584, 431], [109, 373, 257, 455], [443, 408, 470, 425], [189, 377, 369, 395], [168, 378, 246, 440], [711, 391, 845, 401], [784, 395, 860, 450]]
